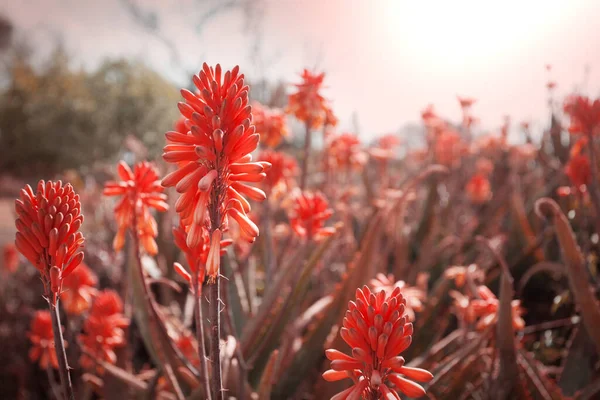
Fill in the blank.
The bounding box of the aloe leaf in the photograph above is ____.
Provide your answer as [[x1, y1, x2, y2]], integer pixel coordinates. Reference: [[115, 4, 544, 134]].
[[536, 198, 600, 354], [256, 350, 279, 400]]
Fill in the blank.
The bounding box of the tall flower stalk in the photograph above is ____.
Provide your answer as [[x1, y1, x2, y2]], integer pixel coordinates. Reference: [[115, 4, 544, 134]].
[[162, 63, 269, 399], [287, 69, 331, 189], [15, 180, 86, 400]]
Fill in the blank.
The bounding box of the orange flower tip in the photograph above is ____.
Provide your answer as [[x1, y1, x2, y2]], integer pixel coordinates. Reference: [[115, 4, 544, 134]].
[[398, 366, 434, 383], [174, 262, 192, 284], [322, 370, 349, 382], [388, 374, 427, 398], [198, 170, 218, 192], [206, 229, 222, 279]]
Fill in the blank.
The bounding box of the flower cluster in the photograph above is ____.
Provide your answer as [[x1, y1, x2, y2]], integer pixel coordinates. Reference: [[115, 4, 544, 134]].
[[450, 285, 525, 331], [161, 63, 269, 280], [60, 262, 98, 316], [369, 134, 401, 162], [563, 95, 600, 136], [288, 191, 335, 241], [259, 149, 298, 193], [15, 180, 85, 303], [466, 174, 492, 204], [28, 310, 61, 369], [103, 161, 169, 255], [565, 137, 591, 191], [172, 222, 232, 289], [323, 286, 433, 399], [79, 290, 129, 370], [252, 101, 289, 148], [327, 133, 367, 171], [287, 69, 331, 129]]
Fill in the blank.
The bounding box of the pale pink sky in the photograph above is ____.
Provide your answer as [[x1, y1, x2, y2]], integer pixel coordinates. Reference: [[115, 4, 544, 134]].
[[4, 0, 600, 140]]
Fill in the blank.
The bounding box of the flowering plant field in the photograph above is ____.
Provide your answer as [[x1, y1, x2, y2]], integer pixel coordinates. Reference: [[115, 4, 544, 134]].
[[2, 61, 600, 400]]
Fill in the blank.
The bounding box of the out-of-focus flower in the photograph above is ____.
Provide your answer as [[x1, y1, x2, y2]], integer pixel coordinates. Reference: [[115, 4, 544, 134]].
[[15, 180, 85, 303], [162, 64, 269, 280], [28, 311, 60, 369], [369, 134, 401, 161], [172, 222, 232, 288], [369, 273, 425, 322], [258, 149, 298, 193], [61, 262, 98, 316], [566, 154, 591, 190], [475, 133, 507, 155], [175, 332, 200, 368], [79, 290, 129, 371], [322, 286, 433, 399], [103, 161, 168, 256], [327, 133, 367, 171], [288, 191, 335, 242], [449, 290, 478, 324], [471, 285, 525, 331], [466, 174, 492, 204], [252, 101, 289, 148], [546, 81, 556, 91], [445, 264, 483, 288], [564, 95, 600, 136], [457, 96, 476, 109], [3, 242, 18, 273], [566, 137, 591, 191], [434, 129, 463, 167], [287, 69, 329, 129], [324, 103, 338, 128]]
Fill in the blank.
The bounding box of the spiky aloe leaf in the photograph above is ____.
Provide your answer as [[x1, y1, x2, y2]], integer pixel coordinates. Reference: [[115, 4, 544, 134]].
[[129, 240, 198, 399], [476, 236, 523, 399], [256, 350, 279, 399], [246, 228, 340, 384], [559, 326, 596, 396], [240, 243, 309, 358], [535, 198, 600, 354]]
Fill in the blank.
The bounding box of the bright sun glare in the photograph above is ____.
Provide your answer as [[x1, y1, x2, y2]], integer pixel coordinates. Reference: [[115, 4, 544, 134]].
[[384, 0, 566, 69]]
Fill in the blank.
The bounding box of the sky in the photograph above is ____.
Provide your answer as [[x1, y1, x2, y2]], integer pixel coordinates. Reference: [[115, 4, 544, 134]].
[[4, 0, 600, 141]]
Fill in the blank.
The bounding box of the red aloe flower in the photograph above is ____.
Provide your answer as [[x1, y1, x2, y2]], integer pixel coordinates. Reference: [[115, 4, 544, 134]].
[[258, 149, 298, 193], [369, 134, 401, 161], [566, 154, 591, 190], [161, 63, 269, 280], [287, 69, 329, 129], [323, 286, 433, 398], [175, 332, 200, 368], [466, 174, 492, 204], [328, 133, 367, 171], [471, 286, 525, 331], [103, 161, 169, 256], [324, 103, 339, 128], [3, 242, 18, 273], [252, 101, 289, 148], [288, 190, 335, 242], [28, 310, 61, 369], [61, 262, 98, 316], [565, 137, 591, 190], [15, 180, 85, 304], [172, 222, 232, 289], [79, 290, 129, 370], [434, 129, 463, 167], [564, 95, 600, 135]]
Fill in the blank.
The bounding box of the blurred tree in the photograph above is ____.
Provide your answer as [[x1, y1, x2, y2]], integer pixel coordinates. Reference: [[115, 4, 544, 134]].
[[0, 44, 179, 177]]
